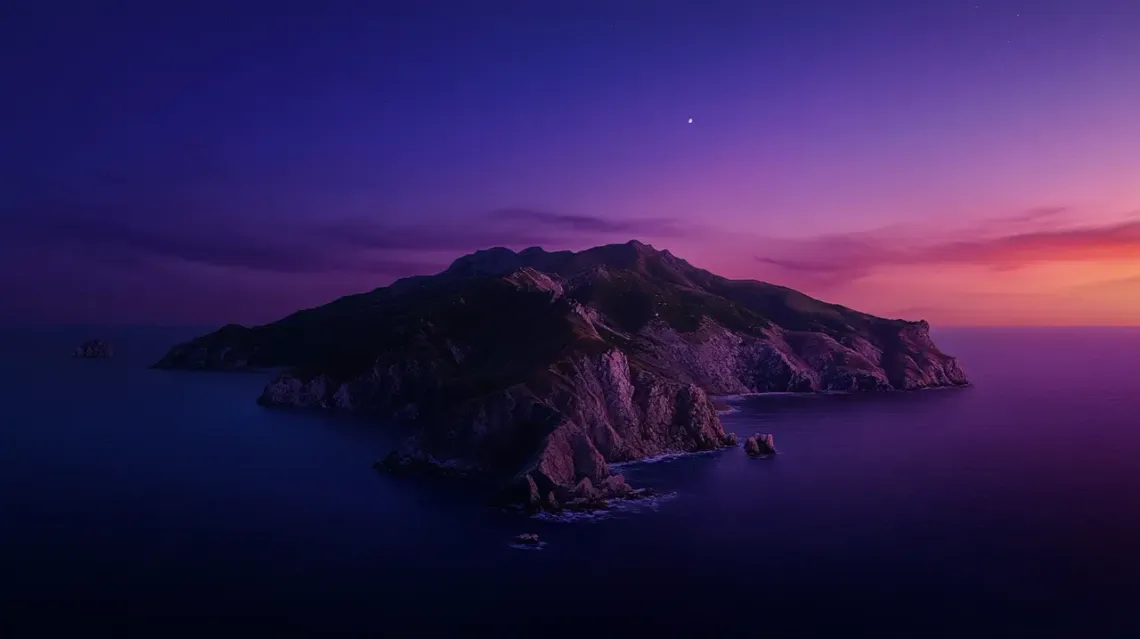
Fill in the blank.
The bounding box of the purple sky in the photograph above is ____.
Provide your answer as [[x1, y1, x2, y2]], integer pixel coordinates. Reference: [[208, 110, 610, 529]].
[[2, 0, 1139, 326]]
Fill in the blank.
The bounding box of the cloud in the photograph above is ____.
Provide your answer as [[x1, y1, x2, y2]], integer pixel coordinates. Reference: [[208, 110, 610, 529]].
[[754, 209, 1140, 289], [317, 218, 560, 253], [1071, 274, 1140, 292], [490, 208, 689, 236], [999, 206, 1069, 225], [879, 305, 945, 320], [2, 210, 436, 277], [1, 197, 687, 278]]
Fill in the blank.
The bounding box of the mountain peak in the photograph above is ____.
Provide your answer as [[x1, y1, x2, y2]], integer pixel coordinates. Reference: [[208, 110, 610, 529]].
[[444, 246, 521, 276], [442, 240, 672, 280]]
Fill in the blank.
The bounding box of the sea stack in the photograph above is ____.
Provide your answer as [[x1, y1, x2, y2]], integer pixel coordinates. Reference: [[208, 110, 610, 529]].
[[744, 433, 777, 457]]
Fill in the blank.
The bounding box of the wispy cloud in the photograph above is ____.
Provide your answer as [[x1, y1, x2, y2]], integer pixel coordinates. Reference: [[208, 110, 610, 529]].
[[312, 218, 558, 255], [754, 208, 1140, 289], [1, 197, 690, 278], [1071, 274, 1140, 292], [880, 305, 945, 320], [2, 210, 439, 277], [490, 208, 688, 236], [997, 205, 1069, 225]]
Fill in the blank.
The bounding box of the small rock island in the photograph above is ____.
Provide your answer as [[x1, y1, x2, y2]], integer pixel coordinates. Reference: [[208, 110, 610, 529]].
[[73, 339, 113, 359], [744, 433, 777, 457], [154, 241, 968, 512]]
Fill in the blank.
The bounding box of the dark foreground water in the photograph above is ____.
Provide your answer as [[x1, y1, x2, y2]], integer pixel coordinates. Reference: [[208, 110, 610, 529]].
[[3, 326, 1140, 637]]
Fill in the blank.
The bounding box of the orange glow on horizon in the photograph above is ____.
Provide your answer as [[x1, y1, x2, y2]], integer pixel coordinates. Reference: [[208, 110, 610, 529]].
[[679, 213, 1140, 327]]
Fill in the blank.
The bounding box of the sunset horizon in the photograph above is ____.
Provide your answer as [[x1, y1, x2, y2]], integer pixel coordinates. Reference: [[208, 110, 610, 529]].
[[4, 1, 1138, 327], [7, 226, 1138, 328]]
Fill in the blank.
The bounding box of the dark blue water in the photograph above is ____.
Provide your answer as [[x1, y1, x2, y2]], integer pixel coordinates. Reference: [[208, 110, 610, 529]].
[[3, 326, 1140, 637]]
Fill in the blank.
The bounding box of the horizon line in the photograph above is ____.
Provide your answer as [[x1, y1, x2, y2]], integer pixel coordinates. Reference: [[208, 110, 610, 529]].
[[5, 322, 1140, 330]]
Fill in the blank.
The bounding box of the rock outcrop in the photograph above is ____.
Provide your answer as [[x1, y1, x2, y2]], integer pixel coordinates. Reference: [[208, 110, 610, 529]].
[[73, 339, 113, 359], [374, 347, 734, 511], [744, 433, 777, 457], [154, 240, 968, 511]]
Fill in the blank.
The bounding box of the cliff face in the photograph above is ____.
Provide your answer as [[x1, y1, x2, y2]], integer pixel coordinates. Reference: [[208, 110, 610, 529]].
[[154, 241, 968, 510], [378, 348, 731, 510]]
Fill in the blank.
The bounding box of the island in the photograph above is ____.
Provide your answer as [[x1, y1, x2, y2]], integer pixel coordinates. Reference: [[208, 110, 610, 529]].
[[154, 241, 968, 511], [73, 339, 113, 359], [744, 433, 777, 457]]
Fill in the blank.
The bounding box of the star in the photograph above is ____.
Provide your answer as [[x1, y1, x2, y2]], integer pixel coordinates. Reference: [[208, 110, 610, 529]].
[[688, 117, 693, 124]]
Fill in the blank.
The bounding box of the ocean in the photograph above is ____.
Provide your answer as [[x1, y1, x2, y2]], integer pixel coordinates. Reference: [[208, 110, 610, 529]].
[[2, 326, 1139, 637]]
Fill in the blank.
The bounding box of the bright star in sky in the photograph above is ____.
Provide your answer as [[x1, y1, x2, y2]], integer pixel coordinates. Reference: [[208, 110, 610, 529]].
[[688, 117, 693, 123]]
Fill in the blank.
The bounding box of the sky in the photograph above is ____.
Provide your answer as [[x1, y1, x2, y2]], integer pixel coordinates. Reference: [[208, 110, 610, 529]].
[[2, 0, 1139, 326]]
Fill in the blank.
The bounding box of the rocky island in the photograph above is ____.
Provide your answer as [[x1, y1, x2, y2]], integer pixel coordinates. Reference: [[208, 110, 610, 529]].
[[73, 339, 113, 359], [744, 433, 777, 457], [154, 241, 968, 511]]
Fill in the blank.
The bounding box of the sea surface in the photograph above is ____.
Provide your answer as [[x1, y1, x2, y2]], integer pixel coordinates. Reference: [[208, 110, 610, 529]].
[[3, 326, 1140, 637]]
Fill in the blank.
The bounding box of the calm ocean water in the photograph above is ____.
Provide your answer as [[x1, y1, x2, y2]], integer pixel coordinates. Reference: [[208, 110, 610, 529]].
[[2, 326, 1140, 637]]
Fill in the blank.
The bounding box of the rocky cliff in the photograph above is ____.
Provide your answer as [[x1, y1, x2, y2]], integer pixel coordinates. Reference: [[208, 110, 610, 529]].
[[154, 241, 967, 510]]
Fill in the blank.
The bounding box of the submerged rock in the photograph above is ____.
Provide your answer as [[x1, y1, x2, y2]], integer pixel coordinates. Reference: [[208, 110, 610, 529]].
[[154, 241, 967, 510], [744, 433, 777, 457], [72, 339, 112, 359]]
